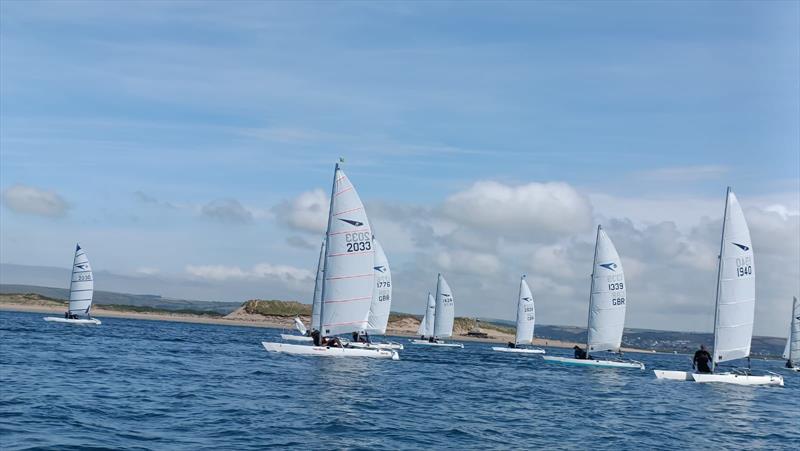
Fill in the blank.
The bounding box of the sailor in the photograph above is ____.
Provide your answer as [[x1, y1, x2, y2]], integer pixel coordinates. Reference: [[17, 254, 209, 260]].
[[693, 345, 713, 373], [64, 312, 69, 319], [311, 330, 322, 346], [786, 359, 794, 369], [507, 342, 516, 349], [573, 345, 588, 359]]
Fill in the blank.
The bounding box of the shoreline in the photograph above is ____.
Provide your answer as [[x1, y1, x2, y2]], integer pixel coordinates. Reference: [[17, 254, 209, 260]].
[[0, 303, 655, 353]]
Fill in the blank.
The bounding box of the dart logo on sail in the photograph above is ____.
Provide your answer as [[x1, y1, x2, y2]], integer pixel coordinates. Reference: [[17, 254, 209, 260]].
[[338, 218, 364, 227], [732, 242, 749, 251], [599, 262, 617, 271], [75, 264, 87, 269], [374, 265, 386, 273]]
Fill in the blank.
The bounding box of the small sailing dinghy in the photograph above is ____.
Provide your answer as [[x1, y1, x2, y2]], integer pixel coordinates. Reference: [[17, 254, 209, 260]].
[[43, 244, 101, 325], [492, 275, 545, 354], [280, 240, 325, 343], [345, 239, 403, 350], [781, 297, 799, 372], [410, 274, 464, 348], [263, 160, 398, 360], [654, 188, 783, 386], [542, 226, 643, 369]]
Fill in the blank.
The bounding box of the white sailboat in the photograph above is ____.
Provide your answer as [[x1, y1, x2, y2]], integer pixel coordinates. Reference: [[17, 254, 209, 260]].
[[654, 188, 783, 385], [492, 275, 545, 354], [410, 274, 463, 348], [345, 239, 403, 350], [263, 160, 398, 360], [280, 240, 324, 343], [43, 244, 101, 325], [542, 226, 643, 369], [781, 297, 799, 372]]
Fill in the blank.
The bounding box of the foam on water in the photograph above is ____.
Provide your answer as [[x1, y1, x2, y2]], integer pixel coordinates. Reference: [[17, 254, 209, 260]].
[[1, 311, 798, 449]]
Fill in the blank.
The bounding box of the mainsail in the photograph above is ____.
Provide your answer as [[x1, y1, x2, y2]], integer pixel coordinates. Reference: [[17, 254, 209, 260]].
[[310, 239, 326, 331], [418, 292, 435, 337], [68, 244, 94, 315], [587, 226, 627, 353], [782, 297, 800, 363], [366, 239, 392, 334], [712, 189, 755, 366], [433, 274, 454, 339], [319, 162, 375, 336], [514, 275, 535, 345]]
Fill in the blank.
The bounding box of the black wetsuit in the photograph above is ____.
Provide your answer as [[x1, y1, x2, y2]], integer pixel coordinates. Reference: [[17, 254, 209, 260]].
[[507, 342, 516, 349], [574, 348, 588, 359], [694, 349, 712, 373]]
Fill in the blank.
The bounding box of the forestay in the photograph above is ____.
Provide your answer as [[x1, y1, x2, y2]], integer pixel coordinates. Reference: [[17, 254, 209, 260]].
[[310, 240, 326, 331], [319, 163, 375, 336], [587, 226, 627, 353], [366, 239, 392, 334], [69, 244, 94, 315], [782, 297, 800, 362], [712, 190, 755, 365], [433, 274, 454, 339], [514, 276, 535, 345]]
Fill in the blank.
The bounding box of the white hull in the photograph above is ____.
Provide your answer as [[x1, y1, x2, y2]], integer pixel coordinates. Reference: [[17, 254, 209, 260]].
[[43, 317, 101, 325], [542, 355, 644, 369], [491, 346, 545, 354], [409, 339, 464, 348], [785, 366, 800, 373], [346, 341, 404, 350], [654, 370, 784, 386], [280, 334, 313, 342], [262, 342, 399, 360]]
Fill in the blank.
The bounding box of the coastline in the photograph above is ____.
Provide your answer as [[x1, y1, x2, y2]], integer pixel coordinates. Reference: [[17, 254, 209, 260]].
[[0, 303, 653, 353]]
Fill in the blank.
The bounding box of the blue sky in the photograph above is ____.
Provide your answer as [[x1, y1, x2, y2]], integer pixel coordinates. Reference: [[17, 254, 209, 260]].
[[1, 1, 798, 334]]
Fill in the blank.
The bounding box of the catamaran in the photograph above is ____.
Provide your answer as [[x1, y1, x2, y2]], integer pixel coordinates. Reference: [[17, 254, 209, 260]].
[[654, 188, 783, 385], [280, 240, 325, 343], [263, 160, 398, 360], [345, 239, 403, 350], [43, 244, 101, 325], [492, 275, 545, 354], [781, 297, 799, 372], [542, 226, 643, 369], [410, 274, 463, 348]]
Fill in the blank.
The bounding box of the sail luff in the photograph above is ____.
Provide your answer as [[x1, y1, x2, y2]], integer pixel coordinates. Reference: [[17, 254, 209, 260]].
[[68, 244, 93, 315], [310, 239, 325, 331], [585, 225, 600, 352]]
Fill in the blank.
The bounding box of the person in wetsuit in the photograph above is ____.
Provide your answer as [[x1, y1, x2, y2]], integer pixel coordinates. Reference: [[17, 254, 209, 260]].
[[507, 342, 516, 349], [786, 359, 794, 369], [311, 330, 322, 346], [573, 345, 588, 359], [693, 345, 713, 373]]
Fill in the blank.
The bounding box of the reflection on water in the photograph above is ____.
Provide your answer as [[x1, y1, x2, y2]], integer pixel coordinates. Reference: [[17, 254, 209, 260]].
[[1, 311, 798, 450]]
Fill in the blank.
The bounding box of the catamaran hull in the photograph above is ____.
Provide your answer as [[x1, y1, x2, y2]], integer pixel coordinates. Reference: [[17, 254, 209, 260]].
[[409, 339, 464, 348], [279, 334, 313, 342], [491, 347, 546, 354], [262, 342, 399, 360], [346, 342, 404, 350], [542, 355, 644, 369], [43, 317, 101, 325], [654, 370, 784, 386]]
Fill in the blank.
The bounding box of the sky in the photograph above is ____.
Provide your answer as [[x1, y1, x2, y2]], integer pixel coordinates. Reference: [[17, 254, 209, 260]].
[[1, 1, 798, 336]]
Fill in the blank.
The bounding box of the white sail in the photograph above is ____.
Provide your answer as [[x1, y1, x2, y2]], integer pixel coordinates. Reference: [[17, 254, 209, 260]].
[[587, 226, 627, 353], [319, 163, 375, 337], [417, 313, 427, 336], [515, 276, 535, 345], [310, 239, 326, 331], [782, 297, 800, 362], [294, 317, 307, 335], [424, 293, 436, 336], [712, 190, 755, 365], [68, 244, 94, 315], [365, 239, 392, 334], [433, 274, 454, 339]]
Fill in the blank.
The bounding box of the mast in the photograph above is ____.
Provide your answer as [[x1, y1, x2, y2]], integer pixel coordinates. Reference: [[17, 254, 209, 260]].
[[585, 225, 601, 357], [516, 275, 524, 345], [317, 160, 340, 337], [791, 296, 798, 364], [711, 186, 731, 372], [433, 273, 442, 339]]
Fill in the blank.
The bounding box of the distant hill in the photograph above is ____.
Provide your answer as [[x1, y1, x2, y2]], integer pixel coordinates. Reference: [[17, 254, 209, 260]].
[[0, 284, 241, 315]]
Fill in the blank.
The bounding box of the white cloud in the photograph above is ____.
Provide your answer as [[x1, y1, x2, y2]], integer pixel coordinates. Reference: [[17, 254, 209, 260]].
[[442, 181, 593, 241], [201, 198, 254, 223], [2, 184, 69, 217], [272, 189, 328, 233], [185, 263, 312, 282]]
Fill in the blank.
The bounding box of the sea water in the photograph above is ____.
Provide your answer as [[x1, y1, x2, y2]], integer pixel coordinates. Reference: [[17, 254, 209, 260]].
[[1, 310, 798, 450]]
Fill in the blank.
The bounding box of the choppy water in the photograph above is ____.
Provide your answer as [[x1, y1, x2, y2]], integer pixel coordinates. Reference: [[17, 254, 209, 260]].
[[1, 310, 798, 450]]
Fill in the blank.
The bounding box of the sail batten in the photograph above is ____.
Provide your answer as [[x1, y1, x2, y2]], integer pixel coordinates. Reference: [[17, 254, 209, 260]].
[[587, 226, 627, 353], [68, 244, 94, 315], [319, 163, 375, 337], [712, 190, 755, 365], [433, 274, 454, 338]]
